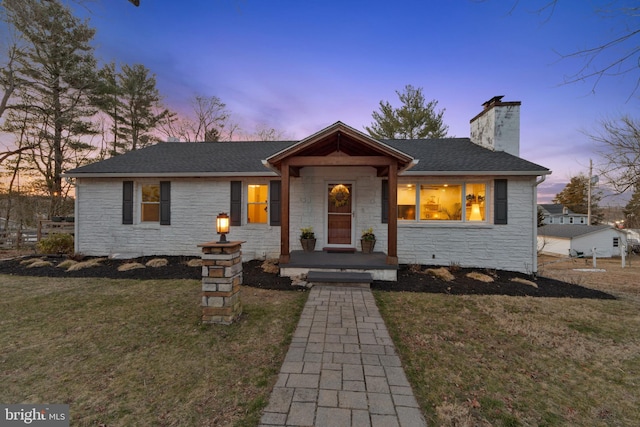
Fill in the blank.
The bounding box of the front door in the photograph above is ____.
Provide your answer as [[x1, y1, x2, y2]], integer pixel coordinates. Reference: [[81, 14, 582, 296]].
[[327, 183, 353, 246]]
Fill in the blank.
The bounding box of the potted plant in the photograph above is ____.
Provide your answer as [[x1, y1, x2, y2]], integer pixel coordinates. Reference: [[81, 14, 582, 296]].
[[300, 227, 316, 252], [360, 227, 376, 254]]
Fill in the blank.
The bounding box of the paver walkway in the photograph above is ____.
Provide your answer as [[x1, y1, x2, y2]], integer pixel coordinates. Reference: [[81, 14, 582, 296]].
[[259, 286, 427, 427]]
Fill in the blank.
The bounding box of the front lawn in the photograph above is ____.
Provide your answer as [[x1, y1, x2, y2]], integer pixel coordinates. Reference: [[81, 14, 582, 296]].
[[376, 257, 640, 426], [0, 276, 306, 426]]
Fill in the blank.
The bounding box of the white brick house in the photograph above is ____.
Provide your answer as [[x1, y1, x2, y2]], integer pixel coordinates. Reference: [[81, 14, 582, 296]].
[[65, 96, 550, 277]]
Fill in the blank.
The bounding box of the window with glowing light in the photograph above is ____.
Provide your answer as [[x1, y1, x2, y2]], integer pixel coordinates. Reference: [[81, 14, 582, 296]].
[[247, 184, 268, 223], [397, 182, 486, 222], [397, 184, 416, 220], [420, 184, 462, 220]]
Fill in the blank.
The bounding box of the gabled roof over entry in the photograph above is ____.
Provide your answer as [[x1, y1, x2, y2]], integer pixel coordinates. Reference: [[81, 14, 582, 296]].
[[264, 122, 416, 176]]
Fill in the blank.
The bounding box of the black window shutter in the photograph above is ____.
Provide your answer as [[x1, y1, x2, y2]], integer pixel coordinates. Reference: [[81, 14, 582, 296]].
[[381, 180, 389, 224], [230, 181, 242, 226], [160, 181, 171, 225], [122, 181, 133, 224], [269, 180, 281, 226], [494, 179, 508, 225]]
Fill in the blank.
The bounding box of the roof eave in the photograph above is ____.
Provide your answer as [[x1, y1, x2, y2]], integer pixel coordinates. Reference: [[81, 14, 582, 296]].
[[400, 170, 551, 176], [63, 171, 280, 179]]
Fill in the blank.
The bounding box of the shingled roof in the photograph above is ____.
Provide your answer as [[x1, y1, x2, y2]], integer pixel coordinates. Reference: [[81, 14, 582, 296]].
[[65, 141, 293, 177], [65, 137, 550, 177], [384, 139, 548, 175], [538, 224, 616, 238]]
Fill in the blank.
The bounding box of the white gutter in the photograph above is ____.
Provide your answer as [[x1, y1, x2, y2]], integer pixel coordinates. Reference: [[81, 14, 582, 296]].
[[398, 159, 419, 174], [532, 174, 548, 275], [261, 159, 282, 176]]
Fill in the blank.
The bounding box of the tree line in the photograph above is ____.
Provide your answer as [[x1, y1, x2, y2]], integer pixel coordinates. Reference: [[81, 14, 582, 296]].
[[0, 0, 285, 228]]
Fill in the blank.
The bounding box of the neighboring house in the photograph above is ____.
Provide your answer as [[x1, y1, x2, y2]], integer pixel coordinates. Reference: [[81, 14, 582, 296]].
[[64, 96, 550, 276], [538, 204, 588, 225], [538, 224, 627, 258]]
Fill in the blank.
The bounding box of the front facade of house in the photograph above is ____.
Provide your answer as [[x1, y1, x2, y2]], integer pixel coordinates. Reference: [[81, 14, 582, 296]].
[[66, 97, 550, 276], [538, 204, 589, 225]]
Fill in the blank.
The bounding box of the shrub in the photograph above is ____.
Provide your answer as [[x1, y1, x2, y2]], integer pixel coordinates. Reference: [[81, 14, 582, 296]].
[[36, 233, 74, 255]]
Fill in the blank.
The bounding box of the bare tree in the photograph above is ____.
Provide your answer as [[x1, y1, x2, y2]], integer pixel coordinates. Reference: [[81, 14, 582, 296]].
[[190, 95, 229, 141], [0, 43, 21, 120], [591, 115, 640, 193], [253, 123, 287, 141], [158, 95, 237, 142], [500, 1, 639, 97]]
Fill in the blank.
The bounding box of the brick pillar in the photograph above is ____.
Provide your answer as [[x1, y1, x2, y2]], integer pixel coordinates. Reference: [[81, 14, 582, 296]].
[[198, 241, 244, 324]]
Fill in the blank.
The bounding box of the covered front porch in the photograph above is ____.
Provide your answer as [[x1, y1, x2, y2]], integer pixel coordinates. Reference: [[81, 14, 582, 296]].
[[263, 122, 416, 275], [279, 250, 398, 281]]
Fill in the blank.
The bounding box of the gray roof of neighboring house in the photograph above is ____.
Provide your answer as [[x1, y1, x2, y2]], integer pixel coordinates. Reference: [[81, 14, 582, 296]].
[[538, 204, 587, 216], [65, 138, 550, 177], [539, 204, 566, 215], [538, 224, 617, 238]]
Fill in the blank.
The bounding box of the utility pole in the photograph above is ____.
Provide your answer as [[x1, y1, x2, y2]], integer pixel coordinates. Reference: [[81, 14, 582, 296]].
[[588, 159, 592, 226], [587, 159, 599, 225]]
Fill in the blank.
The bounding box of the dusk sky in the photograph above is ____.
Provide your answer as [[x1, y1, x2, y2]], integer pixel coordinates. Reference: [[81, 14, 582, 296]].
[[21, 1, 640, 203]]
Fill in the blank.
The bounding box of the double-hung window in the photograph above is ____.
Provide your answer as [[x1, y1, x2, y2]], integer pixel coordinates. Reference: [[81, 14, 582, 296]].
[[141, 184, 160, 222], [231, 181, 280, 226], [247, 184, 268, 224], [122, 181, 170, 225]]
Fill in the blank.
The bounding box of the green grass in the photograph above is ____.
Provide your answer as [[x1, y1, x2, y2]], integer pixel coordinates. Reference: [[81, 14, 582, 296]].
[[6, 268, 639, 426], [375, 292, 640, 427], [0, 276, 307, 426]]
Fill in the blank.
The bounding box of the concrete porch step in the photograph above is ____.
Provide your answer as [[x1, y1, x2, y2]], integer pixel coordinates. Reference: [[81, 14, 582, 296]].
[[306, 271, 373, 288]]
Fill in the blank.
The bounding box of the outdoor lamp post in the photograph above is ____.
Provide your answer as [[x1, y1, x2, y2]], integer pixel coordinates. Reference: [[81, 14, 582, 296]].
[[216, 212, 230, 243]]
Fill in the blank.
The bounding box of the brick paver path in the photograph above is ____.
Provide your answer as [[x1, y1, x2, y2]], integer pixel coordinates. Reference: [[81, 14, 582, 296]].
[[259, 286, 427, 427]]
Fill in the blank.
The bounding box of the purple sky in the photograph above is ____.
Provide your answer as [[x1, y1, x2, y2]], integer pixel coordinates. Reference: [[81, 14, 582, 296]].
[[69, 1, 639, 204]]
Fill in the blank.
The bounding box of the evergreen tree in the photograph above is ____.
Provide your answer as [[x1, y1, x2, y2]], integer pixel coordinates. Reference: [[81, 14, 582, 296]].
[[2, 0, 98, 217], [93, 62, 125, 156], [623, 183, 640, 229], [118, 64, 168, 151], [365, 85, 448, 139], [94, 63, 168, 154], [553, 174, 603, 224]]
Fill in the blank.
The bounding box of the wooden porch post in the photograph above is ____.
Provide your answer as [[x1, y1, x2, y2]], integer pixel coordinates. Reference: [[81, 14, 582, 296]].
[[279, 159, 290, 263], [387, 162, 398, 265]]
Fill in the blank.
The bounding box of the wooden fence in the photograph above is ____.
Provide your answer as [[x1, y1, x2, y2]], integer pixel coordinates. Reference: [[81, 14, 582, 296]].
[[0, 220, 74, 250]]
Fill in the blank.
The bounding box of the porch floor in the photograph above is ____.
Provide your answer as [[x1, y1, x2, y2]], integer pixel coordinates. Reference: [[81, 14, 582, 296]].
[[279, 250, 398, 281]]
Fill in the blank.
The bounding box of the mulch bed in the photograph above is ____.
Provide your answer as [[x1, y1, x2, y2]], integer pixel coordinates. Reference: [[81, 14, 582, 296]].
[[0, 255, 615, 299]]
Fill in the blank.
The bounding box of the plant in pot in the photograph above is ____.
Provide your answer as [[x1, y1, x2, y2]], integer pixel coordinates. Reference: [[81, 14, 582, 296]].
[[360, 227, 376, 254], [300, 227, 316, 252]]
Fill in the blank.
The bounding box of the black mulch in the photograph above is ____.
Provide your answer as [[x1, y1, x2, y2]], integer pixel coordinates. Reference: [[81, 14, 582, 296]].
[[0, 256, 615, 299]]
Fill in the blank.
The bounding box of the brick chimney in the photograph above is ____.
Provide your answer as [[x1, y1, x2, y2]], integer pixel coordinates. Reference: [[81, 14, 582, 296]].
[[470, 96, 521, 157]]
